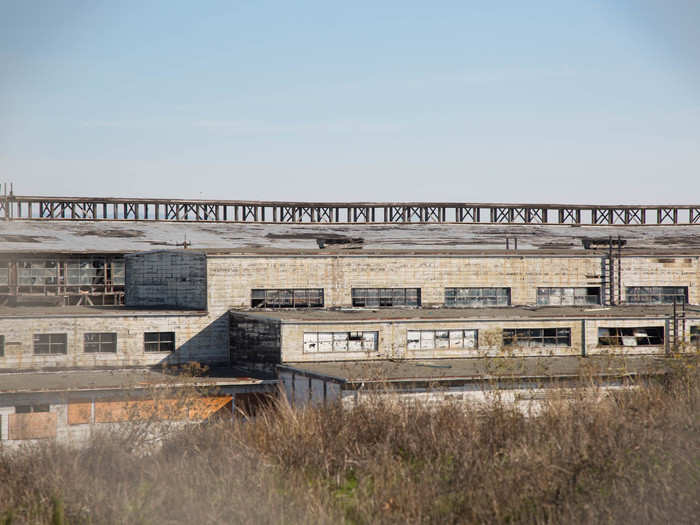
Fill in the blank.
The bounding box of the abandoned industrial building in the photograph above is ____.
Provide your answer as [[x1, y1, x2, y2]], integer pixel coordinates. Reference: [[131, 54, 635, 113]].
[[1, 192, 699, 443]]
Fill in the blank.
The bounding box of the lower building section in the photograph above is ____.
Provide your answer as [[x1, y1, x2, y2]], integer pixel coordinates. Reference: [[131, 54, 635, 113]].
[[0, 368, 277, 446]]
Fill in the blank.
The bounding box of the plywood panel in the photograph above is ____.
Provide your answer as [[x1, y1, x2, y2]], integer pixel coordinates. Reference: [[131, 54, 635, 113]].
[[68, 402, 91, 425], [8, 412, 57, 440]]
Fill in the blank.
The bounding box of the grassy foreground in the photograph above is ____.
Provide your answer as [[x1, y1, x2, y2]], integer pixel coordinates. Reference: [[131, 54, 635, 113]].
[[1, 366, 699, 524]]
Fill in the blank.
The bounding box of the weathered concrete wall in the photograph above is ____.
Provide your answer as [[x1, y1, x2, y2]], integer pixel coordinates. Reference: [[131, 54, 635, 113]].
[[207, 254, 700, 307], [126, 251, 207, 310], [0, 312, 227, 369], [277, 316, 700, 363], [229, 313, 281, 364]]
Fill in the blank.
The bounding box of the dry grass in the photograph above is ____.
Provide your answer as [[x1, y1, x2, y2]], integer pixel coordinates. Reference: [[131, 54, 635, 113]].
[[1, 362, 699, 524]]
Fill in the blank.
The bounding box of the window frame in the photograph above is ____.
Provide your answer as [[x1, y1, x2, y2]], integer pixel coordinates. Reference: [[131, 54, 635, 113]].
[[597, 326, 665, 347], [536, 287, 601, 306], [502, 328, 571, 347], [444, 287, 511, 307], [84, 332, 118, 353], [407, 329, 478, 350], [143, 331, 176, 353], [33, 333, 68, 355], [251, 288, 324, 308], [351, 288, 421, 307], [303, 331, 378, 354], [625, 286, 688, 305]]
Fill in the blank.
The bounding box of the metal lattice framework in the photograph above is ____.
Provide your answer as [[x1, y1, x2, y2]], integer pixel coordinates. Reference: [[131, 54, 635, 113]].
[[2, 195, 700, 225]]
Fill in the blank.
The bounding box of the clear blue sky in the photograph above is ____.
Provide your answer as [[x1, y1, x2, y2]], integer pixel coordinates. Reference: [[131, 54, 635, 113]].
[[1, 1, 699, 203]]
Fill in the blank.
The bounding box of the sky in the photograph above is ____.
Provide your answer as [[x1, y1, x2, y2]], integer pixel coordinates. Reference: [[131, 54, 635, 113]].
[[1, 1, 699, 203]]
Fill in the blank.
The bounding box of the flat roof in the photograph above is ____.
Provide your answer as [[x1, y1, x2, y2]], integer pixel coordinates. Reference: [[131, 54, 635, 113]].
[[279, 355, 670, 384], [0, 367, 277, 395], [0, 305, 207, 319], [2, 220, 700, 255], [231, 305, 700, 322]]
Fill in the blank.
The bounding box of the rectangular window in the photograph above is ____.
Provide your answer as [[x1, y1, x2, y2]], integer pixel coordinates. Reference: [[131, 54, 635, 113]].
[[144, 332, 175, 352], [15, 405, 50, 414], [303, 331, 378, 353], [444, 287, 510, 307], [691, 326, 699, 348], [84, 332, 117, 353], [625, 286, 688, 304], [537, 287, 601, 306], [33, 333, 68, 355], [351, 288, 421, 307], [0, 335, 4, 357], [598, 327, 664, 346], [502, 328, 571, 347], [251, 289, 324, 308], [407, 329, 478, 350]]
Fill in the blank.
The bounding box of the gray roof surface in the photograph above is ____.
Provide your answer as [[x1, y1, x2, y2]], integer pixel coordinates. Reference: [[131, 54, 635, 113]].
[[2, 220, 700, 254], [0, 367, 276, 394], [0, 305, 206, 318], [279, 355, 670, 383], [232, 305, 700, 322]]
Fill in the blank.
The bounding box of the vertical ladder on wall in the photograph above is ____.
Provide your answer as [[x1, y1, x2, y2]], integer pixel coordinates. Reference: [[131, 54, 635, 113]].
[[602, 237, 623, 306], [669, 298, 687, 353]]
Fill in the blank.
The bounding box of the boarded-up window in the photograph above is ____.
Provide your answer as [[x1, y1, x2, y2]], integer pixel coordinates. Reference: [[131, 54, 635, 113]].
[[84, 332, 117, 353], [68, 403, 92, 425], [407, 329, 478, 350], [503, 328, 571, 347], [351, 288, 420, 307], [598, 327, 664, 346], [303, 331, 378, 353], [445, 288, 510, 307], [33, 333, 67, 355], [537, 287, 601, 306], [144, 332, 175, 352], [8, 412, 57, 440]]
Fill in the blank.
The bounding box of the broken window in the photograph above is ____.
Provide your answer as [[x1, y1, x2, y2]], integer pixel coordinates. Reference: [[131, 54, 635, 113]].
[[407, 329, 477, 350], [444, 288, 510, 307], [303, 331, 378, 353], [84, 332, 117, 353], [625, 286, 688, 304], [251, 289, 324, 308], [597, 327, 664, 346], [537, 287, 601, 306], [351, 288, 421, 307], [33, 333, 68, 355], [502, 328, 571, 347], [144, 332, 175, 352]]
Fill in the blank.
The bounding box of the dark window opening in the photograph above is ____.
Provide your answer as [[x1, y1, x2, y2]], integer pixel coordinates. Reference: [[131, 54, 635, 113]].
[[144, 332, 175, 352], [15, 405, 50, 413], [537, 287, 601, 306], [625, 286, 688, 305], [691, 326, 699, 348], [84, 332, 117, 353], [251, 289, 324, 308], [503, 328, 571, 347], [598, 327, 664, 346], [33, 333, 68, 355], [0, 335, 4, 357], [351, 288, 421, 307], [445, 288, 510, 307]]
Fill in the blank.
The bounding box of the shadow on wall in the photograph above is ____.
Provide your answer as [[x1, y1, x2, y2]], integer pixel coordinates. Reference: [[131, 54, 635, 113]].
[[157, 313, 229, 367]]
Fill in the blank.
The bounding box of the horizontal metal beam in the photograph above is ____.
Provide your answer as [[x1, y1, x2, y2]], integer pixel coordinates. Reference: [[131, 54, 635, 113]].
[[2, 195, 700, 225]]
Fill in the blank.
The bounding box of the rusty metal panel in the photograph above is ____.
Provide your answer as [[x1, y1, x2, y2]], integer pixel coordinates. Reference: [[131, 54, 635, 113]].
[[94, 399, 188, 423], [8, 412, 57, 440], [68, 402, 91, 425], [187, 396, 233, 420]]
